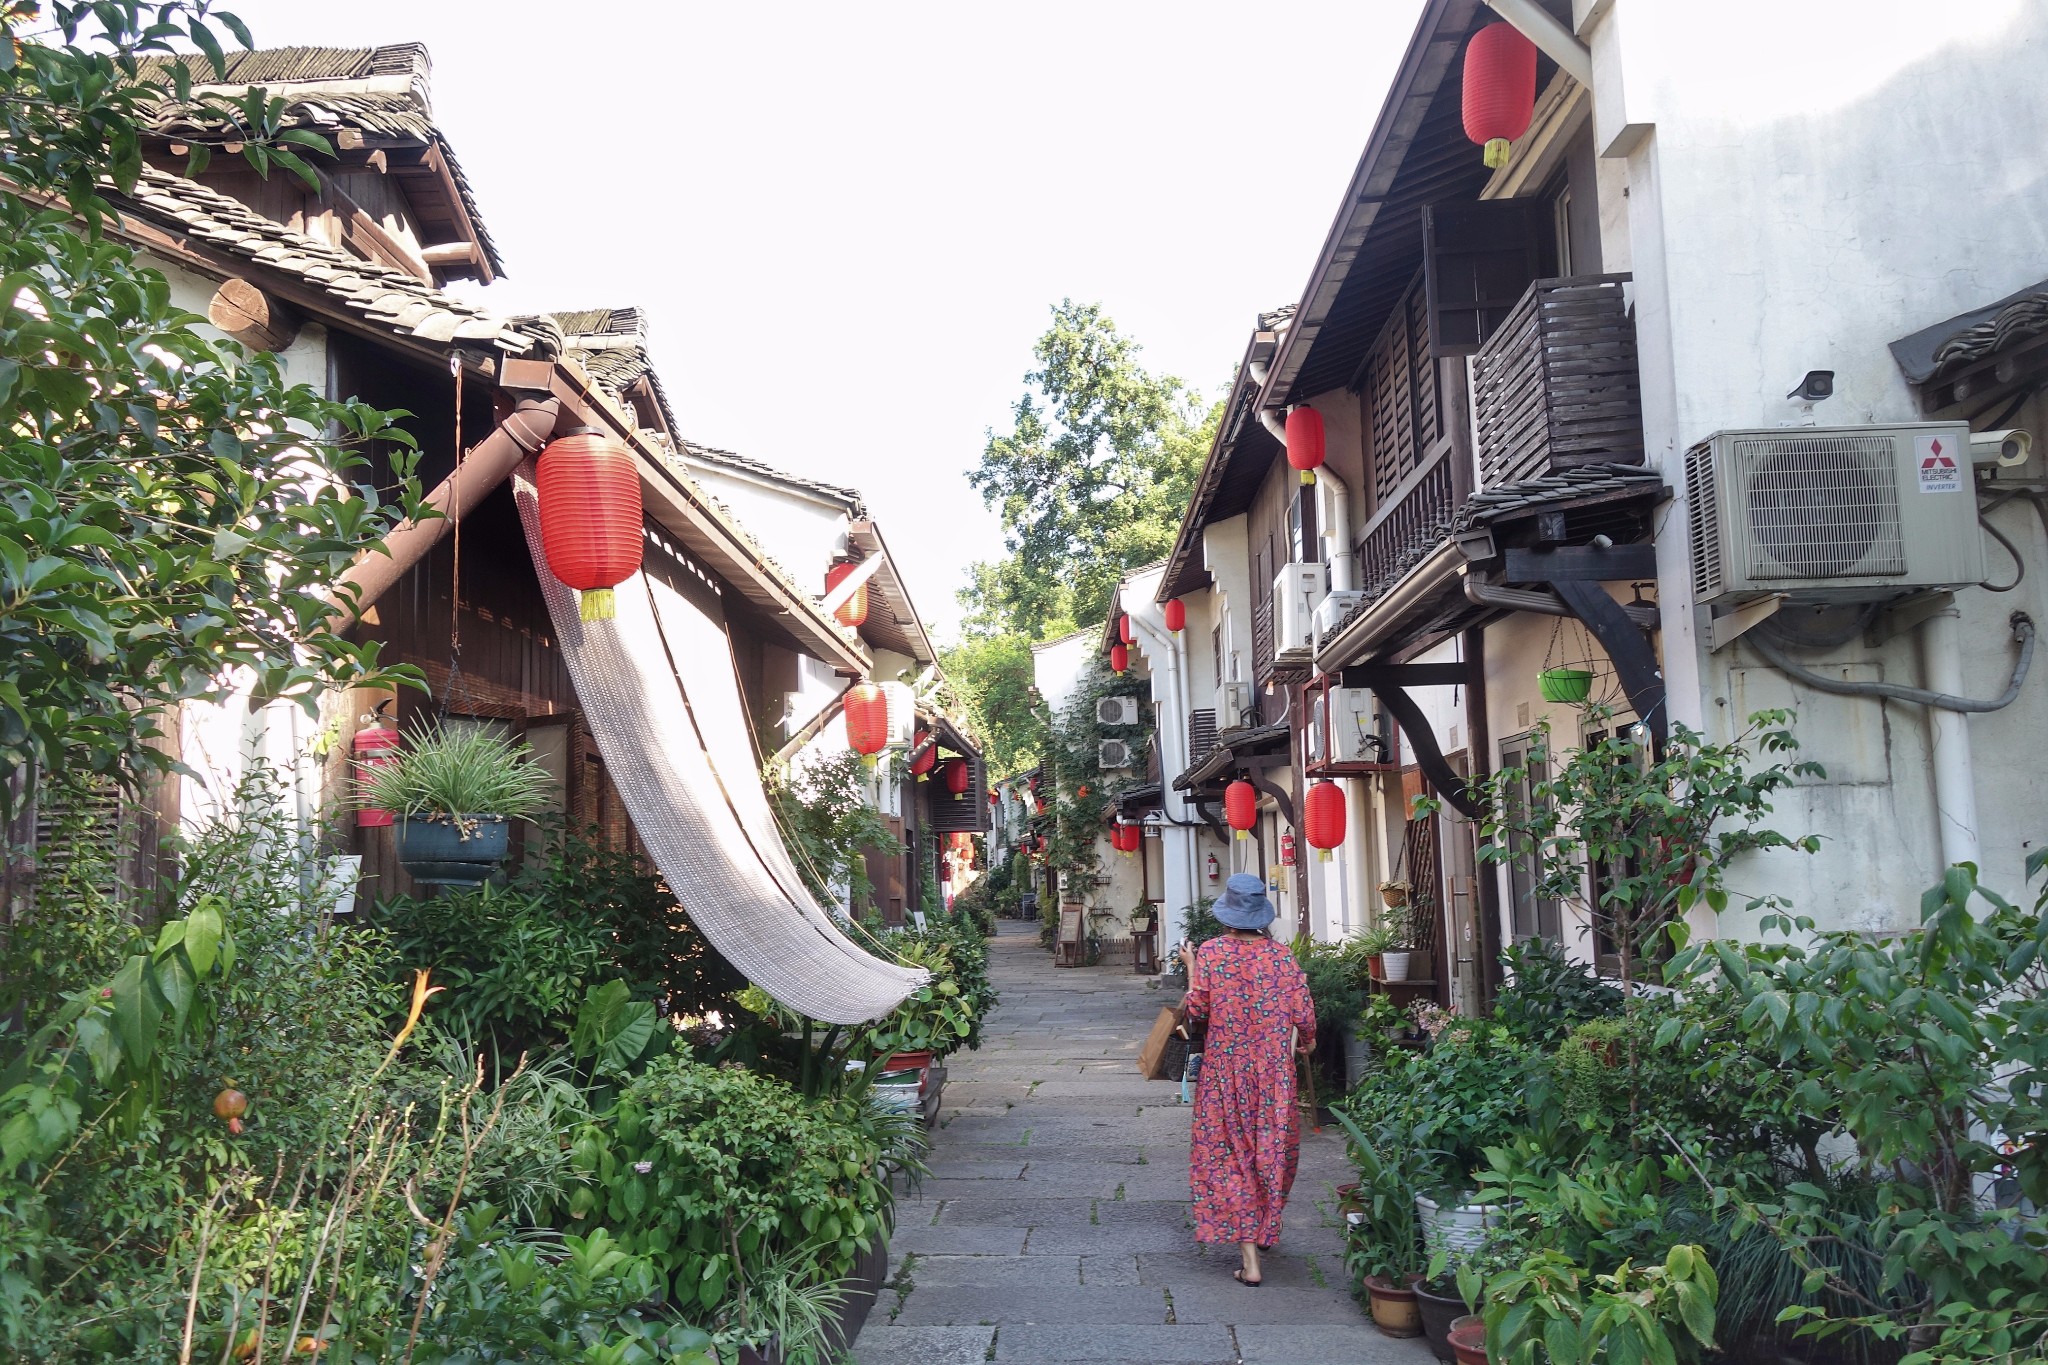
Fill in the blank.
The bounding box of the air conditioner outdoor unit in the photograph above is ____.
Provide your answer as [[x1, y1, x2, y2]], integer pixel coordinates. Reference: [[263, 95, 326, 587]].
[[1309, 686, 1384, 765], [1684, 423, 1984, 606], [1313, 589, 1364, 646], [1274, 562, 1329, 657], [1096, 696, 1141, 726], [1098, 739, 1134, 770], [1220, 680, 1253, 726], [879, 681, 917, 748]]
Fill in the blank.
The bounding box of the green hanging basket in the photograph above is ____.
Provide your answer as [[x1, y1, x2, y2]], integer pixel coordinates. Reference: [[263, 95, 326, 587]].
[[1538, 667, 1595, 704]]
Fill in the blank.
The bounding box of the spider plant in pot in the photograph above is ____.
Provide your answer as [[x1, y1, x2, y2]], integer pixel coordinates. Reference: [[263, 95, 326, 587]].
[[1380, 901, 1417, 983], [360, 724, 555, 885]]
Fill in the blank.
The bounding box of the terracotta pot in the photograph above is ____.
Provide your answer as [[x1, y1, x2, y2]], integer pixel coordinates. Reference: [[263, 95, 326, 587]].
[[1448, 1315, 1489, 1365], [1334, 1181, 1365, 1215], [1367, 954, 1386, 981], [883, 1050, 933, 1074], [1364, 1273, 1423, 1338]]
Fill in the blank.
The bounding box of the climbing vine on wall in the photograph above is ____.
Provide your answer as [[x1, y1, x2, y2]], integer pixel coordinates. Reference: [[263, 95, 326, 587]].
[[1045, 655, 1152, 892]]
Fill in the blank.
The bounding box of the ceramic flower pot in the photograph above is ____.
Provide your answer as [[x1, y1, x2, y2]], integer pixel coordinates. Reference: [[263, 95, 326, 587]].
[[1382, 949, 1413, 982], [1448, 1315, 1490, 1365], [1416, 1281, 1472, 1362], [1538, 667, 1593, 703], [396, 814, 509, 886], [1416, 1194, 1501, 1259], [1364, 1273, 1423, 1338]]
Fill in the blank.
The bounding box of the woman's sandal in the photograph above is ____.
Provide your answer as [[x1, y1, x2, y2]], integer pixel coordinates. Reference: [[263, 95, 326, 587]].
[[1233, 1268, 1263, 1287]]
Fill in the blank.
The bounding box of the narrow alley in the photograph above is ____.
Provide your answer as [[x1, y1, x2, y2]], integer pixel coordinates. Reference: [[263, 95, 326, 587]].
[[850, 923, 1433, 1365]]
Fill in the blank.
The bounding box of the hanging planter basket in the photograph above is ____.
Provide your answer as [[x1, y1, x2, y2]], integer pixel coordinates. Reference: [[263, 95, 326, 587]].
[[1537, 667, 1594, 704], [397, 814, 511, 886]]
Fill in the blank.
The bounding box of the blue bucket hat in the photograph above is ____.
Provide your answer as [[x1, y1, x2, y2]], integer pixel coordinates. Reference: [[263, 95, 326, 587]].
[[1214, 872, 1276, 930]]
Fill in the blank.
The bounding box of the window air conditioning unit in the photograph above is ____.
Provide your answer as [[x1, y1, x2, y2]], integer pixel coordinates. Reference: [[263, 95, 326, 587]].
[[1273, 562, 1329, 657], [1096, 696, 1141, 726], [1098, 738, 1134, 770], [1220, 680, 1253, 726], [1309, 687, 1384, 765], [1684, 423, 1984, 605], [879, 681, 917, 747]]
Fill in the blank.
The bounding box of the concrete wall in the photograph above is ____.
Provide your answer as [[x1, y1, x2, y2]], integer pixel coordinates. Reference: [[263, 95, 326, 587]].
[[1585, 0, 2048, 924]]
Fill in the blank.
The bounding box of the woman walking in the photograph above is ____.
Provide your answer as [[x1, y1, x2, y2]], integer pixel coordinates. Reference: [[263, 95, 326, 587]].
[[1179, 873, 1316, 1287]]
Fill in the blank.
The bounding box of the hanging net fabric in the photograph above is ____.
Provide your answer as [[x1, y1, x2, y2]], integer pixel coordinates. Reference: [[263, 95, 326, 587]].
[[512, 461, 926, 1024]]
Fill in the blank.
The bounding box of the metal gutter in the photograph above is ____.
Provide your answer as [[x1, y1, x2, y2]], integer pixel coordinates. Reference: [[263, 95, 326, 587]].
[[1311, 541, 1464, 671]]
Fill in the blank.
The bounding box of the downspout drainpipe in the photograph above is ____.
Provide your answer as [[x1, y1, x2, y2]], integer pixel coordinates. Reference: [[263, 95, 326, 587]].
[[328, 392, 563, 630], [1923, 609, 1980, 871], [1132, 611, 1197, 946]]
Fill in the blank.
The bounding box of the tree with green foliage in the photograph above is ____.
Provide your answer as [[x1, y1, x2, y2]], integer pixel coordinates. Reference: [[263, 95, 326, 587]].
[[945, 301, 1218, 782], [0, 1, 427, 838], [964, 300, 1220, 639]]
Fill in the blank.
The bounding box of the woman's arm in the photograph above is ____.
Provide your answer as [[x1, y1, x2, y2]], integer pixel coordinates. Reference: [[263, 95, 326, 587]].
[[1287, 956, 1316, 1052], [1181, 941, 1211, 1020]]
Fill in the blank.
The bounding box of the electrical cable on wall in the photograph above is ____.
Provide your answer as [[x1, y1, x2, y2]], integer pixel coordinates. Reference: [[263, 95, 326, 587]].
[[1747, 611, 2036, 714]]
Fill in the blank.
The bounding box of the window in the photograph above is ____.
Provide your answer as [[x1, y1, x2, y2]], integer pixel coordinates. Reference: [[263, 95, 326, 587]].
[[1420, 198, 1544, 356], [1213, 624, 1224, 689], [1498, 734, 1559, 943], [1551, 187, 1573, 277], [1142, 830, 1165, 905], [1289, 489, 1306, 562]]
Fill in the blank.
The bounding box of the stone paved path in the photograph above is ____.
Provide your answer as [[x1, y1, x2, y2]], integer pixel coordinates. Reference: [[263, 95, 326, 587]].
[[848, 922, 1434, 1365]]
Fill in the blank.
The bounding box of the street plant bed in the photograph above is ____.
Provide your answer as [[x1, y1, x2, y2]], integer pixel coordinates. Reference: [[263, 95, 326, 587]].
[[1328, 716, 2048, 1365], [735, 1235, 891, 1365]]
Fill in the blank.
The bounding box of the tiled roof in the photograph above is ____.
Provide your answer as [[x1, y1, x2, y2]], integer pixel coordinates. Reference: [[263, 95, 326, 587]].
[[683, 442, 865, 510], [134, 44, 504, 277], [115, 165, 549, 356], [1455, 462, 1666, 529], [1257, 303, 1297, 332], [1891, 278, 2048, 385]]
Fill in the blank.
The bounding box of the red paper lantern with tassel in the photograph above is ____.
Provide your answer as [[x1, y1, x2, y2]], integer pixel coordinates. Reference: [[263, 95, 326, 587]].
[[1224, 779, 1257, 839], [1463, 21, 1538, 168], [1110, 643, 1129, 674], [1285, 407, 1326, 485], [1119, 614, 1135, 645], [1163, 599, 1186, 634], [1304, 780, 1347, 862], [825, 561, 869, 628], [537, 431, 642, 621], [844, 682, 889, 757], [943, 757, 972, 796], [908, 733, 936, 777]]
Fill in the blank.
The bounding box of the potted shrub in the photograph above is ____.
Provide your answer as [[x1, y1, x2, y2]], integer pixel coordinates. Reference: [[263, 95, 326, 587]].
[[1378, 878, 1411, 910], [1355, 925, 1397, 980], [1332, 1106, 1428, 1338], [1537, 666, 1593, 703], [1381, 903, 1416, 983], [361, 724, 555, 886]]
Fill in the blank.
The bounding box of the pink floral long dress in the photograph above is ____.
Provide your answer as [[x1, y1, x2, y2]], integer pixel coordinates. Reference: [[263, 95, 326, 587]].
[[1183, 934, 1317, 1246]]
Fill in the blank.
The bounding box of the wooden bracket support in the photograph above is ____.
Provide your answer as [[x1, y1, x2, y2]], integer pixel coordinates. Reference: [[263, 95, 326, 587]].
[[1366, 683, 1485, 819], [1551, 578, 1668, 752]]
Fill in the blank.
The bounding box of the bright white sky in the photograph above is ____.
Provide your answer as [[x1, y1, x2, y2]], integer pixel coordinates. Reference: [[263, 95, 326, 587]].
[[224, 0, 1426, 640]]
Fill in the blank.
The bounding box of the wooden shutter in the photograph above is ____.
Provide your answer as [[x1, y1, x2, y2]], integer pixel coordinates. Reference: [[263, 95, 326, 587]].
[[1423, 199, 1544, 357]]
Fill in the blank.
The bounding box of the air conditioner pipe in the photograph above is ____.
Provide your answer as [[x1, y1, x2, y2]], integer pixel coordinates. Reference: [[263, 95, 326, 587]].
[[1743, 611, 2035, 714]]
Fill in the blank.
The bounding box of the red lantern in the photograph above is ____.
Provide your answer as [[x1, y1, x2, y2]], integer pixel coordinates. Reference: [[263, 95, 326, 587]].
[[537, 431, 642, 621], [844, 682, 888, 757], [1224, 779, 1257, 840], [1119, 614, 1135, 645], [1110, 643, 1129, 674], [1285, 407, 1326, 485], [352, 722, 400, 828], [1304, 780, 1347, 862], [1164, 598, 1186, 634], [825, 561, 869, 628], [908, 733, 936, 777], [943, 757, 972, 796], [951, 832, 972, 851], [1463, 21, 1538, 168]]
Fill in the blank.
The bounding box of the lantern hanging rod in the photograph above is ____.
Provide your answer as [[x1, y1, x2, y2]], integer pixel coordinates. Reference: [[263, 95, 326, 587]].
[[1482, 0, 1592, 86], [822, 551, 886, 619]]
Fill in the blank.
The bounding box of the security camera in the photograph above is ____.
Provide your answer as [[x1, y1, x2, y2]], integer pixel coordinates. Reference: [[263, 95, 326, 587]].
[[1787, 370, 1835, 403], [1969, 428, 2034, 468]]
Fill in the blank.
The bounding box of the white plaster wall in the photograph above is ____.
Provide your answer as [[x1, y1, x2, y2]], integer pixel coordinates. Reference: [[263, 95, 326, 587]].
[[1031, 631, 1096, 717], [1590, 0, 2048, 927], [1204, 515, 1254, 701]]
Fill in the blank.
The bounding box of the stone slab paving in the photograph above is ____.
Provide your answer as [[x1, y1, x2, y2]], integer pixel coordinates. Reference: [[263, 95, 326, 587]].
[[845, 922, 1436, 1365]]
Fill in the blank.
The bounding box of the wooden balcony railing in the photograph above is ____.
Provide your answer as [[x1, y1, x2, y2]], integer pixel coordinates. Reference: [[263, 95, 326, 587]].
[[1471, 274, 1644, 487], [1357, 446, 1460, 593]]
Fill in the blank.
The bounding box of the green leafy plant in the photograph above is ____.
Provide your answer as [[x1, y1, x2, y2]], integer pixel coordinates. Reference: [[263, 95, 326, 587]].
[[1493, 937, 1622, 1046], [359, 723, 555, 823], [766, 748, 902, 910], [1477, 1243, 1719, 1365], [1331, 1103, 1427, 1282]]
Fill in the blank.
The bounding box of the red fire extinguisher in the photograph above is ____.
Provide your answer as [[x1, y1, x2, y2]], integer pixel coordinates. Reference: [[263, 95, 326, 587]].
[[353, 708, 400, 828], [1280, 831, 1297, 867], [1205, 852, 1220, 882]]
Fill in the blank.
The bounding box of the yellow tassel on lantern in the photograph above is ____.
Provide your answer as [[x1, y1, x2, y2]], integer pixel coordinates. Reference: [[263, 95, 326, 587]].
[[1235, 829, 1248, 841], [1484, 137, 1512, 168], [1318, 848, 1333, 862], [579, 587, 617, 622], [1299, 469, 1317, 486]]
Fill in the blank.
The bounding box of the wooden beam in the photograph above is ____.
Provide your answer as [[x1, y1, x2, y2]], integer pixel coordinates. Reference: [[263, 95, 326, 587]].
[[1367, 682, 1484, 819], [1340, 662, 1471, 689], [420, 242, 479, 267], [1503, 544, 1659, 583], [1551, 579, 1668, 751], [205, 276, 300, 352]]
